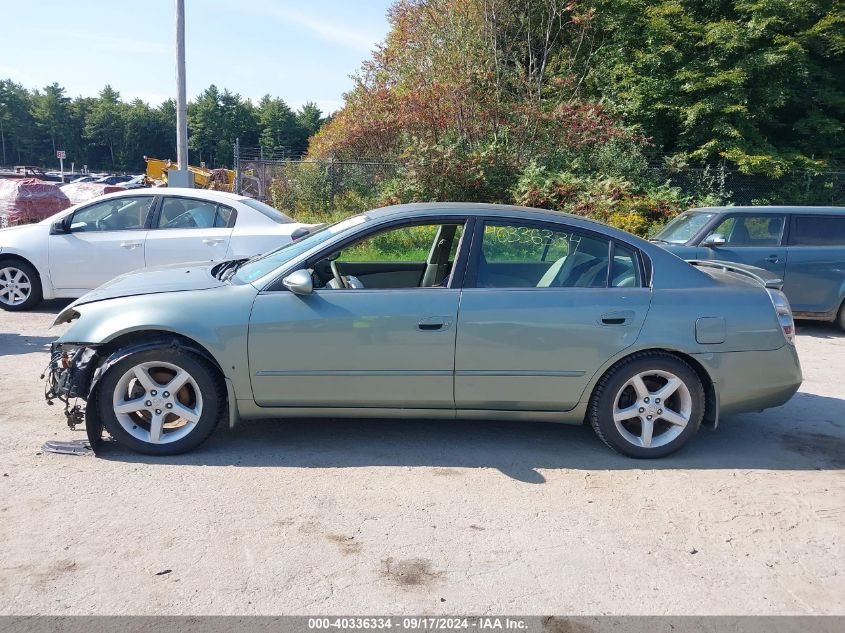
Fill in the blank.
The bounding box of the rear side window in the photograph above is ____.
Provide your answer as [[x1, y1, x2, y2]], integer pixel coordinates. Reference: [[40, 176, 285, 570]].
[[611, 243, 641, 287], [478, 222, 611, 288], [157, 198, 235, 229], [790, 216, 845, 246]]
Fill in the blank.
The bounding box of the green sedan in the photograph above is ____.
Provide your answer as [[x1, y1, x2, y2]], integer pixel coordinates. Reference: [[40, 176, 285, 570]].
[[46, 203, 802, 458]]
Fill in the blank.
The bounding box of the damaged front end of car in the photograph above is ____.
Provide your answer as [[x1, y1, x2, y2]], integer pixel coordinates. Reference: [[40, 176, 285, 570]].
[[43, 343, 101, 432]]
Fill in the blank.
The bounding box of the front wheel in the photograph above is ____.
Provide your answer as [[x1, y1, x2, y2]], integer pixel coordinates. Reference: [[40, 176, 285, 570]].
[[97, 349, 222, 455], [588, 353, 705, 458], [0, 260, 42, 311]]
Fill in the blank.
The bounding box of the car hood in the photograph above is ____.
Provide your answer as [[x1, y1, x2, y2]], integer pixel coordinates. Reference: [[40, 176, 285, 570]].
[[56, 261, 226, 321]]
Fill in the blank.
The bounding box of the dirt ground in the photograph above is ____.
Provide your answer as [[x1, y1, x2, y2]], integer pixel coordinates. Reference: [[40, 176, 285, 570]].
[[0, 301, 843, 615]]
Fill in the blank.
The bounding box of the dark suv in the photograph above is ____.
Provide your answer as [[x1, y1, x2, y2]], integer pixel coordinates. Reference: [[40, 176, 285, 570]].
[[652, 206, 845, 330]]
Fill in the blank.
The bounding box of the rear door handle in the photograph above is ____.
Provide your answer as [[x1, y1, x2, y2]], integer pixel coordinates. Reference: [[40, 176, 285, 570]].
[[765, 255, 779, 263], [418, 316, 452, 331], [120, 241, 142, 250], [601, 310, 635, 326], [203, 238, 225, 245]]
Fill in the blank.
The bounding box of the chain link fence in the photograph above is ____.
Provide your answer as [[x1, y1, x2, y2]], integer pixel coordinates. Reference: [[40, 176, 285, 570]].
[[233, 145, 844, 215]]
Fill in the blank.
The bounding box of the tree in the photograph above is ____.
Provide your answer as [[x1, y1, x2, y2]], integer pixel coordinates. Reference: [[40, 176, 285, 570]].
[[84, 85, 125, 167], [309, 0, 625, 200], [257, 95, 296, 155], [0, 80, 35, 165], [588, 0, 845, 175], [31, 83, 71, 161], [294, 102, 324, 154]]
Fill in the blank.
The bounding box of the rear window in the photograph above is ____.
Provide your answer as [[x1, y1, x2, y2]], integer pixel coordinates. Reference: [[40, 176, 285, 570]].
[[239, 198, 294, 224], [790, 216, 845, 246]]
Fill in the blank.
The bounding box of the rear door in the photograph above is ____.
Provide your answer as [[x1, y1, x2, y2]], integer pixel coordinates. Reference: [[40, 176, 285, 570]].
[[48, 195, 155, 290], [454, 219, 651, 411], [696, 213, 788, 277], [782, 214, 845, 315], [144, 196, 235, 266]]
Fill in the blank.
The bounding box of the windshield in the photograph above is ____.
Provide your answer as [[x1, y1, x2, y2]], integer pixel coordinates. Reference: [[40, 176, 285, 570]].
[[653, 211, 718, 244], [239, 198, 294, 224], [234, 214, 370, 283]]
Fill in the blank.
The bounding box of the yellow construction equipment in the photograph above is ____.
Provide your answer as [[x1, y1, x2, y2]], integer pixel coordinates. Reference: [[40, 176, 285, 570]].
[[144, 157, 236, 191]]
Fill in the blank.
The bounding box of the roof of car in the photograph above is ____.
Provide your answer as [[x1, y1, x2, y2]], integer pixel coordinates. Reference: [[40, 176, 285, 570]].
[[687, 205, 844, 214], [367, 202, 603, 224], [98, 187, 250, 203], [364, 202, 654, 248]]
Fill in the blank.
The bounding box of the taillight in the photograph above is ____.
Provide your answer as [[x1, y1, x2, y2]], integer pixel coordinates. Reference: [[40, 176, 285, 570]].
[[767, 289, 795, 345]]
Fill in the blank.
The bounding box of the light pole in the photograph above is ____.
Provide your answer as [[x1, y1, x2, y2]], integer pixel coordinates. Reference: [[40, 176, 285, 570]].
[[171, 0, 193, 187]]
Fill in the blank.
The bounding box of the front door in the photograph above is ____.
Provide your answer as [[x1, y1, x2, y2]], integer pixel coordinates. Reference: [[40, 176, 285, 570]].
[[697, 213, 788, 278], [455, 220, 651, 411], [144, 196, 235, 266], [248, 219, 469, 409], [48, 195, 155, 290]]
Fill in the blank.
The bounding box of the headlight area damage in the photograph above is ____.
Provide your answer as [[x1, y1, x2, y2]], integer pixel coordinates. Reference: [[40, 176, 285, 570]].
[[43, 343, 102, 446]]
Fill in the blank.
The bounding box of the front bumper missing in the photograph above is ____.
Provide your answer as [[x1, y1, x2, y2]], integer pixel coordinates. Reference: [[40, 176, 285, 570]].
[[43, 343, 102, 445]]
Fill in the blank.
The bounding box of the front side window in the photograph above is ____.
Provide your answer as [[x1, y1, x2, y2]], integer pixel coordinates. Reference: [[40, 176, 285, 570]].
[[156, 198, 234, 229], [790, 216, 845, 246], [69, 196, 155, 232], [706, 215, 785, 246], [478, 222, 612, 288], [653, 211, 718, 244], [315, 221, 465, 289]]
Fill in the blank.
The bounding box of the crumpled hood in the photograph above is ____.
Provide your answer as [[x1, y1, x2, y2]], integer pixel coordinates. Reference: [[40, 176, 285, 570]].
[[60, 261, 226, 315]]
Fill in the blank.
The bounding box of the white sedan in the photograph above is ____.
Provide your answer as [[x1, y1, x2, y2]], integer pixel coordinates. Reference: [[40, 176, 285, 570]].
[[0, 188, 313, 310]]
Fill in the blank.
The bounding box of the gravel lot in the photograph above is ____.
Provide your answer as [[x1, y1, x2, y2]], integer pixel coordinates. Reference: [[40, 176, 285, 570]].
[[1, 301, 843, 615]]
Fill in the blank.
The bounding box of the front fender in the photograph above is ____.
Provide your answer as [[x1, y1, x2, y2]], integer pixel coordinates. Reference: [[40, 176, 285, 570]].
[[55, 284, 258, 399]]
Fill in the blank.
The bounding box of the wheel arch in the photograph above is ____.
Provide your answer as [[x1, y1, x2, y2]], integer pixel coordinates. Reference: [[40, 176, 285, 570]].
[[89, 330, 226, 397], [585, 347, 719, 429]]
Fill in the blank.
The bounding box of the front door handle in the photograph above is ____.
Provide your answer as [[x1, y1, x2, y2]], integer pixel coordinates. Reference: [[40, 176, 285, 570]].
[[203, 238, 225, 245], [120, 241, 142, 250], [601, 310, 635, 326], [765, 254, 779, 263], [418, 316, 452, 331]]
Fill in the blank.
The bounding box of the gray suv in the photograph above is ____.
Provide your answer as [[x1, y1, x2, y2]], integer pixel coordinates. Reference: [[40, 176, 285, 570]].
[[652, 206, 845, 330]]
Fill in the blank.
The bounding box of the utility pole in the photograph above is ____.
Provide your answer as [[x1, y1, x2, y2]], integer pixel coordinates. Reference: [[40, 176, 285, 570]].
[[170, 0, 194, 187]]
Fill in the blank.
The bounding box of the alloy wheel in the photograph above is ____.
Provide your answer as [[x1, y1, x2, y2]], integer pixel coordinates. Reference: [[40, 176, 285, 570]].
[[111, 361, 204, 445], [612, 369, 692, 449], [0, 266, 32, 306]]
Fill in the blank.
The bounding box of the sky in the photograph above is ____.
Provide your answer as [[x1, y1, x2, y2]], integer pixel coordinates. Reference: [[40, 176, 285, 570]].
[[0, 0, 394, 115]]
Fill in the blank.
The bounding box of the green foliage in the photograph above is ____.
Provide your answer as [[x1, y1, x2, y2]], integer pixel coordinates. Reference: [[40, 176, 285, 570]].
[[510, 158, 728, 237], [589, 0, 845, 175], [0, 80, 327, 171]]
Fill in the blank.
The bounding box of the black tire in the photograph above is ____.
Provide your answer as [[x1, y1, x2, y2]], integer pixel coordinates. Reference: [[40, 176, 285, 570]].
[[0, 258, 43, 311], [96, 348, 223, 455], [837, 301, 845, 332], [588, 352, 705, 458]]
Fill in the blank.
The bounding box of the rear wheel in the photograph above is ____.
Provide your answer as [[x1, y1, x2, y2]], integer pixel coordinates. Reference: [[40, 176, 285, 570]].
[[0, 259, 42, 311], [97, 349, 222, 455], [588, 353, 705, 458], [837, 301, 845, 331]]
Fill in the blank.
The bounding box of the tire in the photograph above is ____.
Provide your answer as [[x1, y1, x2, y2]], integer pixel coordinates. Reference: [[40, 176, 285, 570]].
[[588, 352, 705, 458], [837, 301, 845, 332], [96, 348, 223, 455], [0, 259, 43, 311]]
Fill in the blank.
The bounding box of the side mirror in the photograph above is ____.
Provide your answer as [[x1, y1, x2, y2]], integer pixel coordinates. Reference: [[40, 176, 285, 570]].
[[50, 218, 70, 235], [282, 269, 313, 295], [701, 233, 726, 247], [290, 227, 311, 241]]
